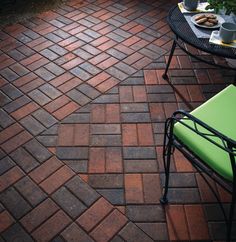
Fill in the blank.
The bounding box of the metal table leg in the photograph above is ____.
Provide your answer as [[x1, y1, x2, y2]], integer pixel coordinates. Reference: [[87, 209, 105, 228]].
[[162, 40, 177, 80]]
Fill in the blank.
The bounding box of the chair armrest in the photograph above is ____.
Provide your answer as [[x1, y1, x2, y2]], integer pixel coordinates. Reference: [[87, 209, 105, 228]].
[[171, 110, 236, 154]]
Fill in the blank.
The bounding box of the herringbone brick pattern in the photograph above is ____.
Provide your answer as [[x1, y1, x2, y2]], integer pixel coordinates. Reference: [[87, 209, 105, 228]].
[[0, 0, 235, 241]]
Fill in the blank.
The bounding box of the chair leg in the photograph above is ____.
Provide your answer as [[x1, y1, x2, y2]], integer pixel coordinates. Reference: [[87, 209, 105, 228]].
[[162, 40, 177, 80], [160, 119, 174, 205], [226, 181, 236, 242], [160, 141, 172, 204]]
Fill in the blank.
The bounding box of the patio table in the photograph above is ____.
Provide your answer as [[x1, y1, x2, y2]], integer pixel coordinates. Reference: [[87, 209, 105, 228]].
[[163, 6, 236, 81]]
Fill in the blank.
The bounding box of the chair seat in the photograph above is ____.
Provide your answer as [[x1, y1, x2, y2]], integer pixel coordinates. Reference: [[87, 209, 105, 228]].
[[174, 84, 236, 181]]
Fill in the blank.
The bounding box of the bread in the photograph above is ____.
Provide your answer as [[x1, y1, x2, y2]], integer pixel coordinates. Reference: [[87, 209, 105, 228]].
[[205, 14, 217, 19], [196, 17, 207, 24], [194, 14, 218, 26], [195, 14, 206, 21], [203, 21, 214, 27], [208, 18, 218, 24]]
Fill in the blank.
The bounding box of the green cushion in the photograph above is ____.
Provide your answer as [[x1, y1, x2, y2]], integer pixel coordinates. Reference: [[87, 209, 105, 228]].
[[174, 84, 236, 181]]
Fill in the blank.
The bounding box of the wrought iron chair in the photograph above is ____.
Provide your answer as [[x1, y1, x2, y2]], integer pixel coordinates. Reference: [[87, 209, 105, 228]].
[[160, 84, 236, 242]]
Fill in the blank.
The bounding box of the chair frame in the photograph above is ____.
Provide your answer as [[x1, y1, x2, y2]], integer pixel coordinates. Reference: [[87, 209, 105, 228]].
[[160, 110, 236, 242]]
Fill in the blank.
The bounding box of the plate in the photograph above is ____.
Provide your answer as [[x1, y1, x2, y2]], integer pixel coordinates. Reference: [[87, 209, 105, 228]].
[[191, 14, 225, 29]]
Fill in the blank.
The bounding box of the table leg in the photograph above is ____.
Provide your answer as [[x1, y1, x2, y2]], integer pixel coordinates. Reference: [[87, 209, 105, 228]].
[[162, 40, 177, 80]]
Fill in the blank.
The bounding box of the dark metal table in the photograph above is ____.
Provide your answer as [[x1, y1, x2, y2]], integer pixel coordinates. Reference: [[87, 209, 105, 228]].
[[163, 6, 236, 81]]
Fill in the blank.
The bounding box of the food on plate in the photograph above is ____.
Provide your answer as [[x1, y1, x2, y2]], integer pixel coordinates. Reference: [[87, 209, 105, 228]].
[[194, 14, 206, 21], [208, 18, 218, 24], [196, 17, 208, 24], [203, 21, 214, 27], [194, 14, 218, 27], [205, 14, 217, 19]]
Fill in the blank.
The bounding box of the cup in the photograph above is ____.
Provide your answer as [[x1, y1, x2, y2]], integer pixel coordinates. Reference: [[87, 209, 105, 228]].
[[219, 22, 236, 44], [183, 0, 198, 11]]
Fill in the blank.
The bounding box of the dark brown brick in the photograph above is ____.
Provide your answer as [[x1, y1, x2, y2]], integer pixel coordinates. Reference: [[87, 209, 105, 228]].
[[22, 139, 51, 164], [32, 210, 71, 242], [106, 104, 120, 123], [0, 166, 24, 192], [119, 222, 153, 242], [126, 205, 165, 222], [90, 209, 128, 242], [0, 123, 23, 145], [0, 211, 15, 233], [137, 123, 154, 146], [137, 223, 168, 241], [52, 101, 80, 120], [15, 176, 47, 206], [58, 124, 89, 146], [2, 223, 34, 242], [52, 186, 86, 218], [56, 147, 88, 160], [123, 147, 156, 159], [44, 95, 71, 113], [185, 205, 210, 240], [166, 205, 189, 241], [0, 109, 15, 128], [0, 187, 31, 219], [29, 156, 63, 183], [167, 188, 200, 203], [124, 160, 158, 173], [89, 147, 105, 173], [40, 165, 75, 194], [32, 109, 57, 128], [20, 115, 45, 136], [10, 102, 39, 120], [106, 147, 122, 173], [66, 176, 100, 206], [125, 174, 143, 204], [61, 223, 94, 242], [77, 197, 113, 232], [91, 134, 121, 146], [0, 156, 15, 176], [20, 198, 59, 232], [160, 172, 197, 188], [28, 89, 51, 106], [143, 174, 162, 204], [88, 174, 123, 189]]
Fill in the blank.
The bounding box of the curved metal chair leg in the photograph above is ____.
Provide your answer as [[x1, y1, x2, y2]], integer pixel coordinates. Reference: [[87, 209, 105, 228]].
[[160, 119, 174, 205], [160, 141, 172, 204]]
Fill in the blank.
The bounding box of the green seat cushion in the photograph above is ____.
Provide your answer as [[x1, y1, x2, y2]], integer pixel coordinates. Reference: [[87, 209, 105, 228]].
[[174, 84, 236, 181]]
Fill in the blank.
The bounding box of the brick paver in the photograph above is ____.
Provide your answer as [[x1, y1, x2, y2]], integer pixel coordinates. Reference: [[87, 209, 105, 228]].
[[0, 0, 235, 241]]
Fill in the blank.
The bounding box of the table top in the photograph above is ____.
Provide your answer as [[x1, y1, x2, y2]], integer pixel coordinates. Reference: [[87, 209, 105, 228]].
[[168, 6, 236, 59]]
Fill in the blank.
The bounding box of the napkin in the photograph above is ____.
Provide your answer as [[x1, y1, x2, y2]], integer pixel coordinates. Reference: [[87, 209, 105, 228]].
[[178, 2, 214, 14], [209, 31, 236, 48]]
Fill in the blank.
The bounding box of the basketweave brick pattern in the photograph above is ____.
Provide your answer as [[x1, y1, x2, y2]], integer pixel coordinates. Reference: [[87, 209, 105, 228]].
[[1, 0, 236, 241]]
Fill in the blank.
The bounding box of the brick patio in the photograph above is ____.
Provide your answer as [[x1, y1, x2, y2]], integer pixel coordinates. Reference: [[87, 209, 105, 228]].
[[0, 0, 235, 241]]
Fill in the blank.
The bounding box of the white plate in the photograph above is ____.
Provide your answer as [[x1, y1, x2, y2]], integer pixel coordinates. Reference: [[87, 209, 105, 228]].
[[191, 14, 225, 29]]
